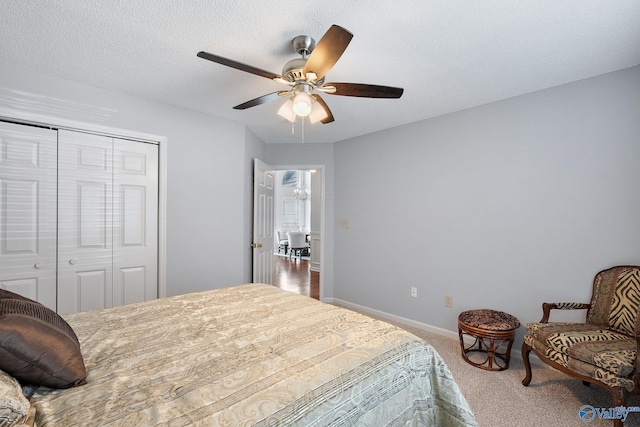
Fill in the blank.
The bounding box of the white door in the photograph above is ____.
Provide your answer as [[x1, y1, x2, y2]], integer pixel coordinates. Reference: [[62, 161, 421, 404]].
[[112, 138, 158, 305], [57, 130, 114, 315], [0, 122, 58, 310], [253, 159, 274, 284]]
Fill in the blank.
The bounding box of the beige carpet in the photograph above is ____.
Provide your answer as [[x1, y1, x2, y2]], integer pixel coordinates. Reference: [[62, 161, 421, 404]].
[[345, 307, 640, 427]]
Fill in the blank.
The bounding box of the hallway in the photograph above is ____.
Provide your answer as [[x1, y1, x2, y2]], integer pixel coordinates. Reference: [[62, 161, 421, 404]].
[[272, 255, 319, 299]]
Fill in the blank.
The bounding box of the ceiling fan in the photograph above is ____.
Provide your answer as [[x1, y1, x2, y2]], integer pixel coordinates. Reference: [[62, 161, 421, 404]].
[[197, 25, 403, 125]]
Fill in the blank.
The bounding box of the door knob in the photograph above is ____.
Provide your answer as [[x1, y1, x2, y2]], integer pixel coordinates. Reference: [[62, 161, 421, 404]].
[[251, 243, 263, 248], [68, 258, 78, 265], [34, 262, 42, 269]]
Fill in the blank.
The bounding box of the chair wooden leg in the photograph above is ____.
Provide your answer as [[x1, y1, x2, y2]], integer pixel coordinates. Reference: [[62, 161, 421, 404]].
[[521, 341, 533, 386], [611, 387, 628, 427]]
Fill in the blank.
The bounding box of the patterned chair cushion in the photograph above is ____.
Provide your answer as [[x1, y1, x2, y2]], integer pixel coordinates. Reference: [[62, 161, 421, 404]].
[[547, 330, 631, 361], [525, 334, 636, 392], [610, 268, 640, 336], [458, 309, 520, 331], [525, 322, 637, 391], [587, 266, 640, 336], [526, 322, 599, 342]]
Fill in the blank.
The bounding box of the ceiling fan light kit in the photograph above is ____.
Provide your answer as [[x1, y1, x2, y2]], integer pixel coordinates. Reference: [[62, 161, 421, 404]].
[[292, 90, 312, 117], [308, 101, 329, 124], [277, 99, 295, 122], [197, 24, 404, 131], [278, 96, 328, 125]]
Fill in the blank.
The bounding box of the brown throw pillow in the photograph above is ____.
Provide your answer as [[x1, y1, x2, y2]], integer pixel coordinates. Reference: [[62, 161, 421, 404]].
[[0, 289, 86, 388], [0, 289, 32, 302]]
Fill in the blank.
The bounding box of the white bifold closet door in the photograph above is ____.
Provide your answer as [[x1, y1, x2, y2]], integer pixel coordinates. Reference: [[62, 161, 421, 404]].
[[112, 136, 158, 307], [57, 130, 158, 315], [0, 121, 58, 310], [0, 122, 158, 314]]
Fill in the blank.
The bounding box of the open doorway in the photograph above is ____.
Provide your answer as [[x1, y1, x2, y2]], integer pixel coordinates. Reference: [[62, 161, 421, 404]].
[[271, 168, 321, 299], [272, 255, 319, 298]]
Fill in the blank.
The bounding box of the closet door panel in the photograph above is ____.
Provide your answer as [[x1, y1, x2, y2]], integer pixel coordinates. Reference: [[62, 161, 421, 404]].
[[57, 130, 113, 315], [0, 122, 57, 309], [68, 269, 108, 312], [113, 138, 158, 305]]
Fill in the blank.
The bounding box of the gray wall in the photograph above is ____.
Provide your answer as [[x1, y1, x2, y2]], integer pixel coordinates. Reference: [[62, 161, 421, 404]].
[[2, 61, 639, 348], [333, 65, 640, 344], [0, 64, 260, 296]]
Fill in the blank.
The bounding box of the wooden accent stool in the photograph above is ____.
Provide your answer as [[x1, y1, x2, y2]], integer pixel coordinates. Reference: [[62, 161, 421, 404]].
[[458, 309, 520, 371]]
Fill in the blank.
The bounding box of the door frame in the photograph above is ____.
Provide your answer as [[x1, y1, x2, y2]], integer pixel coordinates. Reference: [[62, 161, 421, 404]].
[[0, 113, 168, 299], [269, 163, 325, 300]]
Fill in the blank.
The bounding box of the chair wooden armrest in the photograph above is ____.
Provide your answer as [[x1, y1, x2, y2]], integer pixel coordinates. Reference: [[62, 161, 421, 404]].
[[540, 302, 591, 322]]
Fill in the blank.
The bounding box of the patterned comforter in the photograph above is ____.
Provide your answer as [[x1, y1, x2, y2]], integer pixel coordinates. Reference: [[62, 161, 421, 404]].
[[29, 284, 477, 426]]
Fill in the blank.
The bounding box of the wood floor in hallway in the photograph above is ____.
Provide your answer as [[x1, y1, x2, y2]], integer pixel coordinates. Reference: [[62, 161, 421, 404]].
[[272, 254, 319, 299]]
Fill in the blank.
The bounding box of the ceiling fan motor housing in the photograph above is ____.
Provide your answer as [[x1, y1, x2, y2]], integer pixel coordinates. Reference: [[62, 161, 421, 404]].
[[282, 58, 307, 82], [283, 35, 319, 83]]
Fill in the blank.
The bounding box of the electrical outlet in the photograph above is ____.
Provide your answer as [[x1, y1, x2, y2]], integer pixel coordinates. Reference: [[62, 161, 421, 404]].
[[411, 287, 417, 298], [342, 219, 350, 229], [444, 295, 453, 308]]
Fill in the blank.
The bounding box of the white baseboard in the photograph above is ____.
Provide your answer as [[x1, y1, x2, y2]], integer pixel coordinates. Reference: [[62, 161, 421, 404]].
[[327, 297, 460, 340], [325, 297, 546, 367]]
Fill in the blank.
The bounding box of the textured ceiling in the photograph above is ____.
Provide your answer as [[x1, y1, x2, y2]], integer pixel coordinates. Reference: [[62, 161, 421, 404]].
[[1, 1, 639, 143]]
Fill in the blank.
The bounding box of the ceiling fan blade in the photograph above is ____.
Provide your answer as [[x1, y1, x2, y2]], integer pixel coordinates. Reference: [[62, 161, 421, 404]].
[[197, 51, 281, 80], [311, 94, 335, 124], [303, 25, 353, 80], [233, 92, 284, 110], [325, 82, 404, 99]]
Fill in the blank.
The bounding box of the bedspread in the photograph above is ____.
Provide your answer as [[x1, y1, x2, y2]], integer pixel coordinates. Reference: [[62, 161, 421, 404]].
[[29, 284, 477, 426]]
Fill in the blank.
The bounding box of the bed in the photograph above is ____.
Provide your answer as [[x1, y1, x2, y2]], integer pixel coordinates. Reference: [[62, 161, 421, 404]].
[[2, 283, 477, 426]]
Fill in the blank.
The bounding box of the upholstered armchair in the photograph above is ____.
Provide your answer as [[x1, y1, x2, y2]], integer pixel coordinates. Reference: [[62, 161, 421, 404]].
[[522, 266, 640, 427]]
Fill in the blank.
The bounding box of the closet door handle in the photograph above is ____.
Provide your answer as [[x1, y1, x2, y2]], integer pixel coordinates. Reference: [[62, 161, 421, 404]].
[[34, 262, 42, 269], [68, 258, 78, 265]]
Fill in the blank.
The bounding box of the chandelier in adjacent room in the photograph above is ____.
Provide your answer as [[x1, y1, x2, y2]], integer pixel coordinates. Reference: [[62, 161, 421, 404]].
[[294, 188, 310, 201]]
